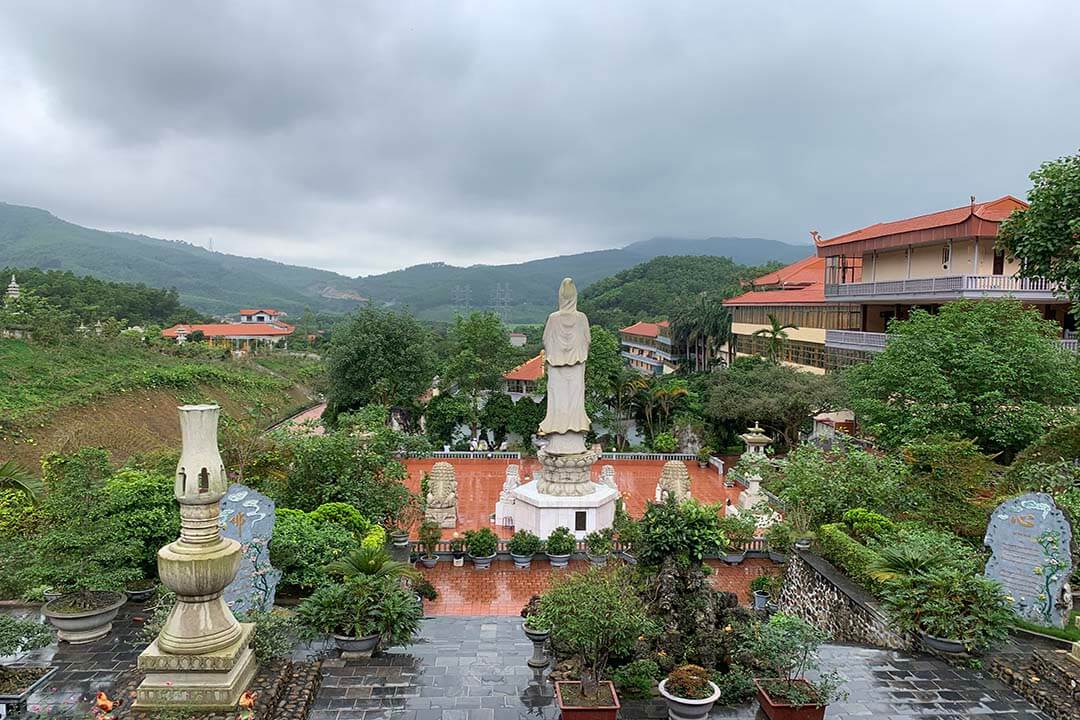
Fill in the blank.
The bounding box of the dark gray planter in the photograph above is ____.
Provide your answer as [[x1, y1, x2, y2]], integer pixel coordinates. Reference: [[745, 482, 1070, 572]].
[[768, 551, 788, 564], [390, 532, 410, 548], [658, 678, 721, 720], [334, 633, 380, 654], [0, 665, 58, 716], [546, 552, 571, 569], [587, 553, 609, 567], [921, 632, 967, 655], [722, 550, 747, 565], [794, 538, 812, 551], [510, 553, 533, 569], [420, 555, 439, 569], [752, 590, 770, 611], [470, 553, 497, 570], [522, 622, 550, 668], [42, 592, 126, 645], [42, 588, 63, 603], [125, 586, 155, 602], [621, 551, 638, 565]]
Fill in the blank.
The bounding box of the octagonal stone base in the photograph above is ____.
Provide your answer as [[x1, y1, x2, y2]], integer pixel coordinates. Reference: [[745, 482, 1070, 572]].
[[510, 480, 617, 539], [134, 622, 257, 711], [535, 446, 600, 497]]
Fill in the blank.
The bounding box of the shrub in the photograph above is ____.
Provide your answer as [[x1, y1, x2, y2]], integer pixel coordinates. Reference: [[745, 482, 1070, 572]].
[[711, 664, 755, 706], [841, 507, 894, 543], [508, 530, 542, 557], [900, 438, 1000, 539], [716, 513, 756, 549], [585, 528, 614, 556], [464, 527, 498, 558], [639, 497, 726, 566], [816, 523, 884, 590], [324, 546, 420, 583], [612, 659, 660, 698], [536, 566, 651, 699], [309, 502, 370, 536], [764, 522, 793, 554], [545, 526, 576, 556], [745, 613, 846, 706], [665, 664, 714, 700], [749, 575, 772, 594], [418, 520, 442, 557], [613, 502, 641, 553], [0, 614, 53, 656], [0, 488, 35, 539], [270, 508, 357, 589], [413, 576, 438, 601], [653, 432, 678, 453], [236, 609, 298, 663], [296, 575, 422, 648]]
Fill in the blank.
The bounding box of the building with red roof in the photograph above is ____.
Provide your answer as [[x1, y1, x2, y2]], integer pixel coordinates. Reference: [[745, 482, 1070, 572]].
[[162, 310, 294, 351], [619, 320, 677, 375], [503, 352, 545, 400]]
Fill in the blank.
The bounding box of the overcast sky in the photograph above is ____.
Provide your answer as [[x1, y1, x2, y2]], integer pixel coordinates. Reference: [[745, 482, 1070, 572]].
[[1, 2, 1078, 277]]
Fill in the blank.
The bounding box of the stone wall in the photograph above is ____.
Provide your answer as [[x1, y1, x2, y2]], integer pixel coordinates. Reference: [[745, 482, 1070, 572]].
[[992, 647, 1080, 720], [779, 550, 914, 651]]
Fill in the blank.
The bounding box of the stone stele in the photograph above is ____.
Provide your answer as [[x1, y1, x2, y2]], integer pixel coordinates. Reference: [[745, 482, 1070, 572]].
[[220, 484, 282, 616], [984, 492, 1074, 629], [425, 461, 458, 528], [135, 405, 256, 711], [655, 460, 691, 503]]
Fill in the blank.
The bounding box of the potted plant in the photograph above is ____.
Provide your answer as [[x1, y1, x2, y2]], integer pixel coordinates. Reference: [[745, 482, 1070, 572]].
[[535, 567, 649, 720], [0, 615, 57, 714], [296, 575, 422, 654], [585, 528, 614, 566], [520, 595, 550, 668], [614, 508, 641, 564], [508, 530, 543, 569], [765, 523, 793, 564], [450, 533, 465, 567], [42, 590, 127, 645], [124, 579, 157, 603], [750, 575, 772, 611], [749, 614, 847, 720], [718, 514, 756, 565], [696, 447, 712, 469], [387, 495, 422, 548], [417, 520, 441, 569], [658, 664, 722, 720], [412, 577, 438, 608], [464, 528, 499, 570], [545, 526, 576, 569]]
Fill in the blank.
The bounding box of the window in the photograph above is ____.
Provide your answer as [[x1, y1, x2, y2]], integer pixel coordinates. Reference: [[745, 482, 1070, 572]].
[[993, 250, 1005, 275], [941, 245, 951, 269], [574, 511, 587, 532]]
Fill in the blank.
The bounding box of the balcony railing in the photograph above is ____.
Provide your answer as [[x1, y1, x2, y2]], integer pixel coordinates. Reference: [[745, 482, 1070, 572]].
[[622, 339, 676, 361], [621, 350, 663, 366], [826, 329, 1079, 353], [824, 274, 1060, 301]]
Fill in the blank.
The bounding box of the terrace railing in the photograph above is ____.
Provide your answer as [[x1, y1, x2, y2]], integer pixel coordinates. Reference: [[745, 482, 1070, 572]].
[[418, 536, 766, 556], [600, 451, 696, 461], [430, 451, 522, 459], [824, 274, 1060, 301]]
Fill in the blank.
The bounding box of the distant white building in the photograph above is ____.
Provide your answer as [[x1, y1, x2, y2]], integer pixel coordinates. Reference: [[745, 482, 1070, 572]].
[[5, 275, 19, 301], [508, 332, 527, 347]]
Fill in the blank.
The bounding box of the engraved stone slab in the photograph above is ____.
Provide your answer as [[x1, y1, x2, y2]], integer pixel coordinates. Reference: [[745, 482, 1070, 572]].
[[984, 493, 1074, 628], [219, 484, 281, 616]]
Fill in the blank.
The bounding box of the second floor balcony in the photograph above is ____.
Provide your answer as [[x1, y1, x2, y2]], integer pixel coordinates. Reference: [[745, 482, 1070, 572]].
[[826, 329, 1078, 353], [823, 274, 1060, 303]]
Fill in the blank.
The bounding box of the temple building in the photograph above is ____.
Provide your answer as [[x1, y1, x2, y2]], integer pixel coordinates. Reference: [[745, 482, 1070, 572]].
[[503, 352, 544, 401], [162, 309, 294, 351], [5, 274, 19, 301], [619, 320, 678, 375]]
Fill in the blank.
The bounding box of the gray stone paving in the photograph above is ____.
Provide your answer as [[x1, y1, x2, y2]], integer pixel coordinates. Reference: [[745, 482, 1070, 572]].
[[310, 616, 1054, 720]]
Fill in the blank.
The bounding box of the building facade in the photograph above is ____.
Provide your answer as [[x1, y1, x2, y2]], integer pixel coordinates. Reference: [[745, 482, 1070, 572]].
[[162, 309, 294, 350], [503, 352, 544, 401], [619, 320, 678, 375]]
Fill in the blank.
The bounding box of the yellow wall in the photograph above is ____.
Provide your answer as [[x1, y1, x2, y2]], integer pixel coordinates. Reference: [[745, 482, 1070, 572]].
[[731, 351, 825, 375], [863, 239, 1021, 282], [732, 322, 826, 345]]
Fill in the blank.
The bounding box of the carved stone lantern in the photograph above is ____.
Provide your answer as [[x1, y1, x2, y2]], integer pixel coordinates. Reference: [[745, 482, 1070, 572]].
[[135, 404, 256, 710]]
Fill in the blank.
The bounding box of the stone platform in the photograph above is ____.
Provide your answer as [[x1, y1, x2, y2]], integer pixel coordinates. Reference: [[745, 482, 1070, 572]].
[[510, 479, 617, 538]]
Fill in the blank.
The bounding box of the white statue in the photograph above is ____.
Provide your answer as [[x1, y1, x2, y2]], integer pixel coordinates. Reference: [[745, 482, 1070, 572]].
[[500, 464, 521, 501], [599, 464, 617, 490], [655, 460, 691, 503], [425, 461, 458, 528], [538, 278, 591, 455]]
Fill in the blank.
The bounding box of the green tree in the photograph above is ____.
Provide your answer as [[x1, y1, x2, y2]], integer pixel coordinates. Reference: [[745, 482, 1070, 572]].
[[844, 300, 1080, 455], [441, 312, 517, 438], [998, 150, 1080, 319], [324, 306, 437, 425], [672, 293, 732, 372], [707, 357, 841, 447], [424, 392, 470, 446], [751, 313, 798, 364], [480, 390, 515, 447]]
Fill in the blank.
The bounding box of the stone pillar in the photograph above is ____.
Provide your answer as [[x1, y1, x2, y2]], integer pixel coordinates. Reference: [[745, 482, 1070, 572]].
[[135, 405, 256, 711], [1071, 641, 1080, 665]]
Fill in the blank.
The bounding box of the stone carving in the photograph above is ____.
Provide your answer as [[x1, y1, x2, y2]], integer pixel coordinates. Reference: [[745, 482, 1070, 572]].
[[136, 404, 256, 710], [599, 464, 617, 490], [220, 484, 281, 616], [500, 464, 521, 501], [538, 278, 591, 456], [426, 461, 458, 528], [536, 446, 601, 496], [984, 493, 1074, 628], [655, 460, 691, 503]]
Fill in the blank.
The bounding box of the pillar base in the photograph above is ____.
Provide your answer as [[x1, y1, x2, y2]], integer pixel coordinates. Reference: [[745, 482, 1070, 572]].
[[1070, 641, 1080, 665], [134, 623, 257, 710]]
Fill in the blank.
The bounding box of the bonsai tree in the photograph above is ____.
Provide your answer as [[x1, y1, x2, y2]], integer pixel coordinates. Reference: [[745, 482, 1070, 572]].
[[639, 498, 726, 566], [746, 613, 846, 706], [418, 520, 442, 559], [764, 522, 793, 555], [696, 447, 713, 466], [612, 504, 641, 555], [0, 615, 53, 683], [536, 566, 651, 699], [545, 526, 577, 556], [717, 513, 757, 552], [664, 664, 714, 700], [449, 533, 464, 557], [464, 527, 499, 558], [585, 528, 614, 557], [385, 493, 422, 537], [508, 530, 543, 557]]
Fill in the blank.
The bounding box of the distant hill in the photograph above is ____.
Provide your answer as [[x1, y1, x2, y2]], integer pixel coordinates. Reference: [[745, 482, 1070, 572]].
[[579, 255, 781, 330], [354, 236, 809, 322], [0, 203, 367, 316]]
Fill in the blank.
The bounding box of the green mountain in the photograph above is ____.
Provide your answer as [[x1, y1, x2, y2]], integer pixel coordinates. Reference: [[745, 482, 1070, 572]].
[[0, 203, 367, 316], [579, 255, 781, 330]]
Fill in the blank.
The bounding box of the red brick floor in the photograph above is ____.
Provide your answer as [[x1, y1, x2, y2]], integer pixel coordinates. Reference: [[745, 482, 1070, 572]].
[[419, 557, 779, 616], [403, 458, 742, 539]]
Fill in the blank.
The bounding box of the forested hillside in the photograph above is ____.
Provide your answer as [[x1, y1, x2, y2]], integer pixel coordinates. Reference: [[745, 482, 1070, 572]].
[[2, 266, 206, 325], [579, 255, 779, 330], [0, 203, 366, 316]]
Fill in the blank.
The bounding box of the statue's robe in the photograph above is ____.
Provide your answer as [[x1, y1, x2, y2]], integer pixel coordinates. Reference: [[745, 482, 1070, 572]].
[[539, 288, 591, 436]]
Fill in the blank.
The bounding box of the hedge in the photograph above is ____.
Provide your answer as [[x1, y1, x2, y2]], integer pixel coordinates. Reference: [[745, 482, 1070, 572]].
[[816, 523, 884, 592]]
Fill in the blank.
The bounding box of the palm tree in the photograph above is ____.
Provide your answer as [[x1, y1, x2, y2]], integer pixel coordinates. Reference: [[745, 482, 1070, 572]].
[[752, 313, 798, 364], [651, 385, 689, 433], [0, 460, 41, 501], [324, 546, 421, 583], [610, 368, 648, 450], [867, 545, 942, 583], [672, 294, 732, 372]]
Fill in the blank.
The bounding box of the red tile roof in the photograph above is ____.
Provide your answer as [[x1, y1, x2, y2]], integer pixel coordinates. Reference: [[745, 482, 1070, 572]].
[[162, 322, 294, 338], [503, 352, 545, 382], [725, 256, 825, 306], [816, 195, 1027, 256], [620, 320, 670, 338], [238, 308, 282, 316]]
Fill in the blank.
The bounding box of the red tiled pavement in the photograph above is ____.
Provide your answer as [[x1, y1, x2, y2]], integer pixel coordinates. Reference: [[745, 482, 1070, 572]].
[[403, 458, 742, 538], [419, 557, 779, 616]]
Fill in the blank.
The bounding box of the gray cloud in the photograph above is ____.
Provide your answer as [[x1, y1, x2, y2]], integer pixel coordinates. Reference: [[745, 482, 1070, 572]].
[[1, 1, 1078, 276]]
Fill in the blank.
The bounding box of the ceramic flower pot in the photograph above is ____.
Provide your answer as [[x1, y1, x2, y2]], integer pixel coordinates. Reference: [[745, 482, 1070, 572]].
[[586, 553, 608, 567], [554, 680, 620, 720], [510, 553, 533, 569], [391, 531, 410, 548], [754, 678, 827, 720], [920, 632, 968, 655], [333, 633, 380, 654], [752, 590, 770, 611], [470, 553, 497, 570], [723, 549, 747, 565], [658, 678, 722, 720], [522, 622, 550, 668], [43, 592, 127, 644], [546, 552, 571, 569], [420, 555, 439, 569]]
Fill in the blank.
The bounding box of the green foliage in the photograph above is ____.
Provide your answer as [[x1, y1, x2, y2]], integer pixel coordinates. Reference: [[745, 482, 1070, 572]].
[[707, 357, 842, 447], [236, 609, 299, 663], [711, 665, 755, 706], [324, 306, 436, 423], [99, 469, 180, 576], [639, 498, 726, 567], [613, 503, 641, 553], [418, 520, 442, 557], [464, 527, 499, 558], [844, 300, 1080, 455], [295, 575, 422, 647], [585, 528, 614, 556], [900, 438, 1000, 539], [841, 508, 895, 543], [0, 460, 41, 500], [425, 392, 470, 446], [544, 526, 577, 556], [764, 522, 793, 554], [324, 546, 421, 583], [442, 312, 519, 435], [1012, 419, 1080, 468], [751, 314, 798, 365], [0, 614, 53, 656], [672, 292, 732, 373], [309, 502, 372, 537], [652, 432, 677, 453], [664, 664, 714, 700], [0, 488, 34, 538], [507, 529, 542, 556], [716, 513, 756, 548], [998, 150, 1080, 319], [816, 523, 885, 590], [536, 566, 651, 695], [745, 614, 846, 705], [480, 390, 515, 447], [270, 508, 357, 590], [769, 444, 906, 527], [612, 659, 660, 698]]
